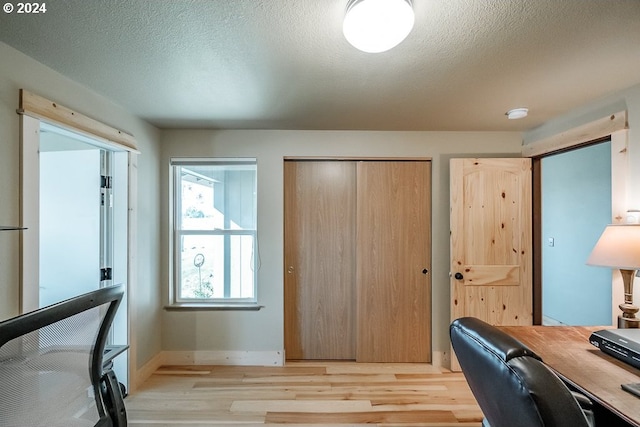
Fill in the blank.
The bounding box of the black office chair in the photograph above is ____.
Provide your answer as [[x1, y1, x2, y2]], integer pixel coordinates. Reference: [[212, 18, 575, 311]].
[[450, 317, 595, 427], [0, 285, 127, 427]]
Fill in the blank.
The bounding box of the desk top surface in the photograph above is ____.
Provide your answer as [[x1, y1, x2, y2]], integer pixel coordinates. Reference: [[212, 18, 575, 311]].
[[499, 325, 640, 427]]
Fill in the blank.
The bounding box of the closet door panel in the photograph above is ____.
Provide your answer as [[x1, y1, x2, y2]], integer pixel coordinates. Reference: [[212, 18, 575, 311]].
[[284, 160, 357, 360], [356, 161, 432, 362]]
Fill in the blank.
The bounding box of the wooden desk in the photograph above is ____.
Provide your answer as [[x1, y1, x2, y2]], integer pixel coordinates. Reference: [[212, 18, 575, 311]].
[[500, 326, 640, 426]]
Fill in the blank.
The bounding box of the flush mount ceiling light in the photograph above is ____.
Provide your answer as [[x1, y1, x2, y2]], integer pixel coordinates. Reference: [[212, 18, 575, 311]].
[[506, 108, 529, 120], [343, 0, 415, 53]]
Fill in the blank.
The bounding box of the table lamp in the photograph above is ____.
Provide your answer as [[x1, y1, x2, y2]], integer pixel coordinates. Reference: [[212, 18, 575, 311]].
[[587, 224, 640, 328]]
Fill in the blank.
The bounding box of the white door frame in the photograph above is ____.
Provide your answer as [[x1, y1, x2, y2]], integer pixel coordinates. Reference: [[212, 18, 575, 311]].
[[19, 113, 138, 390]]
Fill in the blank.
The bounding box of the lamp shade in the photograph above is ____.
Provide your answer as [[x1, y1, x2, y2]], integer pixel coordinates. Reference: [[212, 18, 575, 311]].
[[343, 0, 415, 53], [587, 224, 640, 269]]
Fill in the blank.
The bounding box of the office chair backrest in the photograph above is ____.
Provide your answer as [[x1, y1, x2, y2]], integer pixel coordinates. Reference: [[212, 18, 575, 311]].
[[450, 317, 592, 427], [0, 285, 124, 427]]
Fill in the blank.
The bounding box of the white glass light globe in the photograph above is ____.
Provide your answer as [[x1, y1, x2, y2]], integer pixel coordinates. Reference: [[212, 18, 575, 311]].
[[506, 108, 529, 120], [343, 0, 415, 53]]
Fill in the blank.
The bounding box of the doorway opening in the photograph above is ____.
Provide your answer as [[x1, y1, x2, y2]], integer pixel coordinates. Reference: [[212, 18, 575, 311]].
[[539, 140, 612, 326], [23, 120, 130, 388]]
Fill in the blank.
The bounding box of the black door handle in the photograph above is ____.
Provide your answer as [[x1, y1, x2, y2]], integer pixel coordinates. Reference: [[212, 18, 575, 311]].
[[422, 268, 429, 274], [454, 272, 464, 280]]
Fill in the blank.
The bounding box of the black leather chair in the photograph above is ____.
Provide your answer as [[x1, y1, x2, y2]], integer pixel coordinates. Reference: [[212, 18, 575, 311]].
[[450, 317, 595, 427]]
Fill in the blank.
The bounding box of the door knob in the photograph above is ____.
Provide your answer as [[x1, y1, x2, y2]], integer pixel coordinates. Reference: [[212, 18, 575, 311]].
[[287, 266, 294, 274], [454, 272, 464, 280], [422, 268, 429, 274]]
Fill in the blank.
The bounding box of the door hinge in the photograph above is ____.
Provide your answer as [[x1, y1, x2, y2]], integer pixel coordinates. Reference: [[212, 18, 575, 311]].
[[101, 175, 112, 189], [101, 267, 113, 281], [101, 175, 113, 207], [101, 191, 113, 207]]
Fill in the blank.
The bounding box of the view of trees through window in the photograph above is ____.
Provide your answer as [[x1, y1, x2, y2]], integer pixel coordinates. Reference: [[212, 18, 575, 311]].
[[181, 179, 217, 298], [173, 160, 257, 302]]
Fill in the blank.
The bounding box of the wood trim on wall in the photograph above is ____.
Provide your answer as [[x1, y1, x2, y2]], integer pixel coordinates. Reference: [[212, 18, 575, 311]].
[[522, 111, 627, 158], [127, 152, 139, 393], [532, 158, 542, 325], [610, 129, 630, 326], [19, 114, 40, 313], [17, 89, 138, 152], [284, 156, 433, 161], [610, 130, 630, 224]]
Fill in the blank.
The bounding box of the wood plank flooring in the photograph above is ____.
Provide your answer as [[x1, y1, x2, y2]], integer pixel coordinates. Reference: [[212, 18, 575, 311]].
[[126, 361, 483, 426]]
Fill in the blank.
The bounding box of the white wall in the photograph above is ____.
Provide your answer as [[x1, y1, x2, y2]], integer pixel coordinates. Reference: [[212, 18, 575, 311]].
[[160, 130, 523, 363], [0, 42, 163, 371]]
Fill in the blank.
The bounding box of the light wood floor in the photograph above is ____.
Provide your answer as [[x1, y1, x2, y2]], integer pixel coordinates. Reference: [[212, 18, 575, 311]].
[[125, 361, 483, 426]]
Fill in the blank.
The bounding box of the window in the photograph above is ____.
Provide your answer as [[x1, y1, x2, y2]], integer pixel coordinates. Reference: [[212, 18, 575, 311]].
[[170, 158, 257, 305]]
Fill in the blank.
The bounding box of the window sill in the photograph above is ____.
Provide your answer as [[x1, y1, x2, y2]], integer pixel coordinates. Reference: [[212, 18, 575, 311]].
[[164, 303, 264, 311]]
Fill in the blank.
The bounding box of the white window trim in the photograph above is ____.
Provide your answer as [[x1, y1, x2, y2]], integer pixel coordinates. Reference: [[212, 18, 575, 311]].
[[167, 157, 261, 310]]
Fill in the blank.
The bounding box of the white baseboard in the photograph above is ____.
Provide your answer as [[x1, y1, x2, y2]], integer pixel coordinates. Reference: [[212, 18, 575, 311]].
[[162, 350, 285, 366], [134, 350, 449, 389], [132, 351, 165, 392], [132, 350, 284, 391], [431, 350, 451, 370]]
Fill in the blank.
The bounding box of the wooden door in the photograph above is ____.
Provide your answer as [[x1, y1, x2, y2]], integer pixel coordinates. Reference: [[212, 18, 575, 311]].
[[450, 158, 532, 326], [356, 161, 432, 362], [284, 160, 357, 360]]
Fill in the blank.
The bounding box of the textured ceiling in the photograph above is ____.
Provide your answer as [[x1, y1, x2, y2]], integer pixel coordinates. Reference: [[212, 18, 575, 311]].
[[1, 0, 640, 131]]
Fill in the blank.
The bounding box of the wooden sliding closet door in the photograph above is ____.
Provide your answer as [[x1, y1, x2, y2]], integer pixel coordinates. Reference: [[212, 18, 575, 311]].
[[284, 161, 357, 360], [356, 161, 432, 363]]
